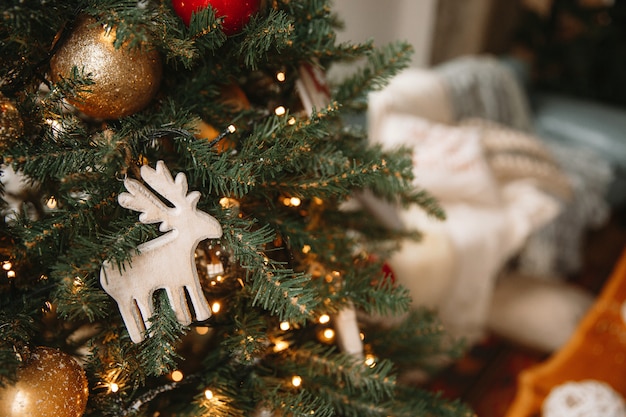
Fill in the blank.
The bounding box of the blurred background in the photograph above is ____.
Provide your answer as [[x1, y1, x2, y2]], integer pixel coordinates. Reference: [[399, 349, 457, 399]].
[[332, 1, 626, 416]]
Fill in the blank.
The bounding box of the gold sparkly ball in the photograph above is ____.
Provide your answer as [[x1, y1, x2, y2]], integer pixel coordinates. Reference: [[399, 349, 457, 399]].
[[0, 95, 24, 146], [0, 347, 89, 417], [49, 15, 162, 119]]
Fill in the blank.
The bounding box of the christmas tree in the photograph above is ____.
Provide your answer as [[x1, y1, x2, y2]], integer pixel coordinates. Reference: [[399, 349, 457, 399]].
[[0, 1, 472, 416]]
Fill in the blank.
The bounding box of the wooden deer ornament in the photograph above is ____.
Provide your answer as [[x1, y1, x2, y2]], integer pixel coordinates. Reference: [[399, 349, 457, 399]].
[[100, 161, 223, 343]]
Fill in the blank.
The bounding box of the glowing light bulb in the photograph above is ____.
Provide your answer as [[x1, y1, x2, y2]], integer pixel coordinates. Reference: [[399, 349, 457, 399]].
[[219, 197, 239, 209], [171, 370, 184, 382], [302, 245, 311, 254], [205, 389, 213, 400], [110, 383, 119, 393], [195, 326, 210, 335], [288, 116, 296, 125], [7, 270, 16, 279], [291, 375, 302, 387], [274, 340, 289, 352], [276, 71, 286, 82], [227, 124, 237, 133], [365, 354, 376, 368], [275, 106, 286, 116], [322, 328, 335, 341], [318, 314, 330, 324], [211, 302, 221, 313], [279, 321, 291, 331], [289, 197, 301, 207], [2, 262, 12, 270], [46, 196, 58, 209]]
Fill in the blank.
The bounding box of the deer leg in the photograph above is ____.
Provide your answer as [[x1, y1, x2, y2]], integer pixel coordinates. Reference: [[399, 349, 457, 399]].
[[165, 287, 192, 325], [185, 282, 212, 321], [118, 296, 148, 343]]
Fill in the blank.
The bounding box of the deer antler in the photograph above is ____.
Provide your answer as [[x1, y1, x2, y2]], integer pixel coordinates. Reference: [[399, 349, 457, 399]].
[[140, 161, 192, 210], [119, 177, 173, 232]]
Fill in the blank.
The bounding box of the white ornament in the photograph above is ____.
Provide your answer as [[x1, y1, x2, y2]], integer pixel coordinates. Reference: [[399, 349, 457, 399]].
[[100, 161, 223, 343], [542, 380, 626, 417], [296, 60, 331, 115], [333, 304, 364, 358]]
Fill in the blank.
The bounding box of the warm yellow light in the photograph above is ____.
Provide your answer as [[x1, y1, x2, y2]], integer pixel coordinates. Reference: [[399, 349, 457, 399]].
[[360, 332, 365, 341], [279, 321, 291, 331], [318, 314, 330, 324], [291, 375, 302, 387], [220, 197, 239, 209], [211, 302, 221, 313], [275, 106, 286, 116], [288, 116, 296, 125], [289, 197, 301, 207], [2, 262, 12, 270], [171, 370, 184, 382], [195, 326, 210, 335], [282, 197, 292, 206], [227, 124, 237, 133], [365, 354, 376, 368], [273, 340, 290, 352], [302, 245, 311, 254], [322, 328, 335, 340], [46, 196, 57, 209], [110, 383, 119, 393], [276, 71, 286, 82], [7, 270, 16, 279], [204, 389, 213, 400]]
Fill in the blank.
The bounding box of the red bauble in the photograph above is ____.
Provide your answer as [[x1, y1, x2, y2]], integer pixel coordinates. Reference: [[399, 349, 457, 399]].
[[172, 0, 261, 35]]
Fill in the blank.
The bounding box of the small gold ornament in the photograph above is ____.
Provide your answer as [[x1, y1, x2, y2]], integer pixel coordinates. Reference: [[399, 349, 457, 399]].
[[49, 15, 162, 119], [0, 347, 89, 417], [0, 95, 24, 146]]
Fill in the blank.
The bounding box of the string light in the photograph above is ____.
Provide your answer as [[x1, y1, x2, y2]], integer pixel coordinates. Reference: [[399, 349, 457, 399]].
[[364, 354, 376, 368], [195, 326, 210, 335], [288, 116, 296, 125], [45, 196, 58, 209], [302, 245, 311, 254], [274, 106, 286, 116], [227, 124, 236, 134], [170, 370, 184, 382], [320, 328, 335, 342], [102, 368, 123, 394], [291, 375, 302, 387], [219, 197, 239, 209], [2, 261, 12, 270], [273, 339, 290, 352], [318, 314, 330, 324], [279, 321, 291, 331], [282, 196, 302, 207], [7, 270, 16, 278], [204, 389, 213, 400], [276, 71, 286, 82], [211, 302, 221, 314]]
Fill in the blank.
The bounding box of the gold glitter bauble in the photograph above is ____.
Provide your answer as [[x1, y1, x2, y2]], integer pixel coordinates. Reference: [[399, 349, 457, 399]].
[[49, 15, 162, 119], [0, 95, 24, 145], [0, 347, 89, 417]]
